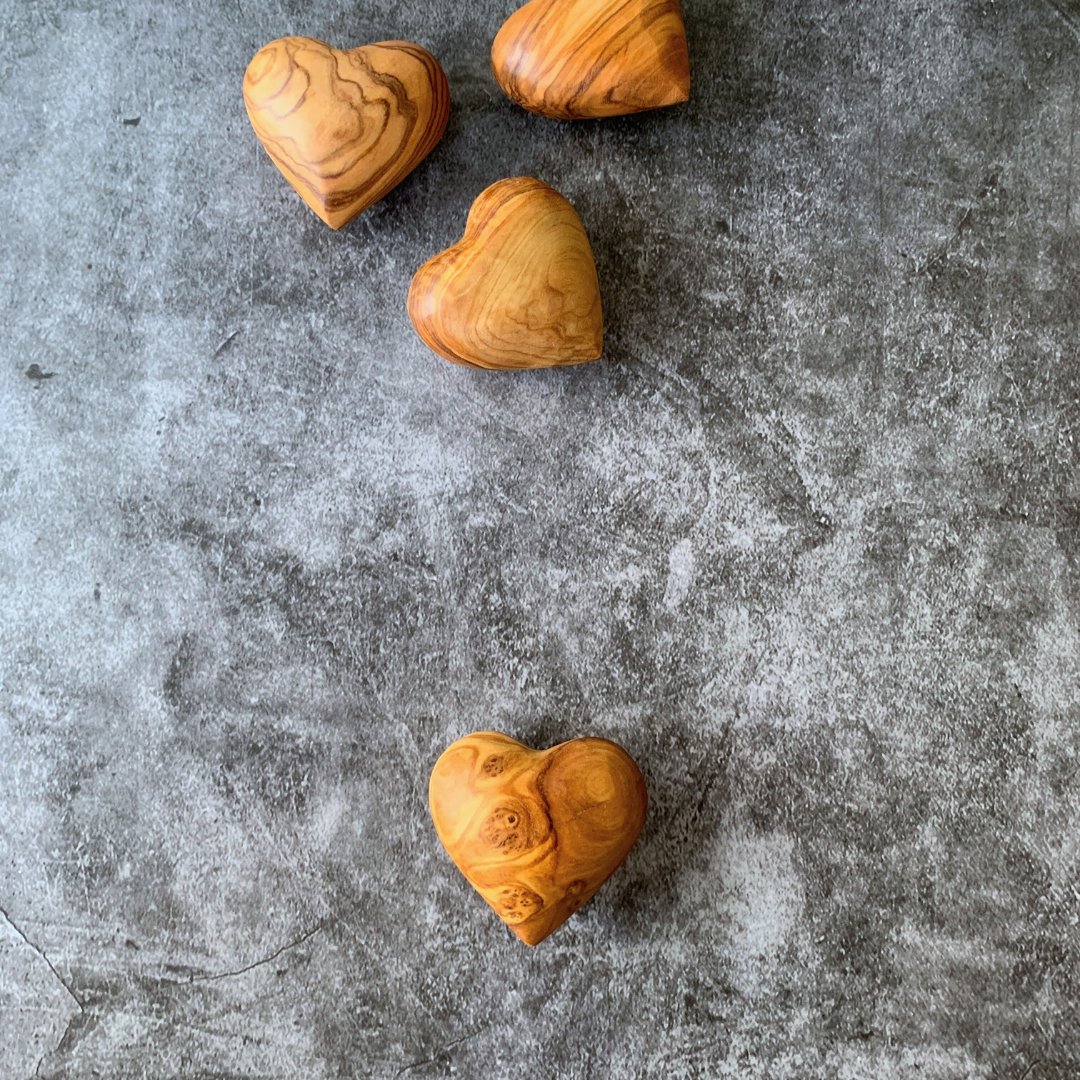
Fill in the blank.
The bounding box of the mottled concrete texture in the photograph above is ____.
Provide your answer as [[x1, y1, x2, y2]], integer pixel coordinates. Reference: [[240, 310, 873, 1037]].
[[2, 0, 1080, 1077]]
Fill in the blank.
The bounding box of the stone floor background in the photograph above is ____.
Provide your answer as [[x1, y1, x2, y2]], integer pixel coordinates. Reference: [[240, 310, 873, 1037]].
[[2, 0, 1080, 1077]]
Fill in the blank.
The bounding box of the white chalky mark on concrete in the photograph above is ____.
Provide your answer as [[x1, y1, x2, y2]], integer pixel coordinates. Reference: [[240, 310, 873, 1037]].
[[663, 538, 695, 611]]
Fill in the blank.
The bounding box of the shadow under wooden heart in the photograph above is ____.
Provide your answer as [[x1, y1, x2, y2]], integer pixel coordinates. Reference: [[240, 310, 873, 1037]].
[[491, 0, 691, 119], [407, 177, 604, 370], [243, 36, 450, 229], [429, 731, 647, 945]]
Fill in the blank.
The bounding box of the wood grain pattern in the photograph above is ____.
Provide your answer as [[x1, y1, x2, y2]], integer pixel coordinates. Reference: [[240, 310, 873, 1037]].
[[407, 177, 603, 370], [429, 732, 647, 945], [491, 0, 690, 119], [243, 37, 450, 229]]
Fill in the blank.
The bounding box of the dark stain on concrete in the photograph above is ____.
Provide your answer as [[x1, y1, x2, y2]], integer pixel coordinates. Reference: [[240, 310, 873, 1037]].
[[26, 363, 55, 382], [164, 634, 195, 712]]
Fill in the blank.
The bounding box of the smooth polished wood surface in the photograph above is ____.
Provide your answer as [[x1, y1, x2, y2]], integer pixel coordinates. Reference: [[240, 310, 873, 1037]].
[[408, 177, 604, 369], [429, 732, 647, 945], [491, 0, 690, 119], [243, 37, 450, 229]]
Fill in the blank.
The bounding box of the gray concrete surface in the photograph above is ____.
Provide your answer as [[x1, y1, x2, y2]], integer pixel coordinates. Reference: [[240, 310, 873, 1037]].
[[2, 0, 1080, 1076]]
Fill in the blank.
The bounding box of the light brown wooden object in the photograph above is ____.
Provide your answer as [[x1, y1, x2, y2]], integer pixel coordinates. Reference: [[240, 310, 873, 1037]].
[[491, 0, 690, 120], [407, 177, 603, 370], [429, 732, 647, 945], [243, 37, 450, 229]]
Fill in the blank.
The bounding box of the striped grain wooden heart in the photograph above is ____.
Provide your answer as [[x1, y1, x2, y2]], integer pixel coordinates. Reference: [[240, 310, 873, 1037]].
[[408, 177, 604, 370], [244, 37, 450, 229], [491, 0, 690, 120]]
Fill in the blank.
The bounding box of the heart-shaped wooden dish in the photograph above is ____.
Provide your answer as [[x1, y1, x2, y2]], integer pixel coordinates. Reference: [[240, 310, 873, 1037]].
[[429, 732, 647, 945], [408, 177, 603, 369], [243, 37, 450, 229], [491, 0, 690, 119]]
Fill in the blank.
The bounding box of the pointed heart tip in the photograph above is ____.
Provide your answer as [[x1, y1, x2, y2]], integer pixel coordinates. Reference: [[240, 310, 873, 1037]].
[[513, 925, 548, 946]]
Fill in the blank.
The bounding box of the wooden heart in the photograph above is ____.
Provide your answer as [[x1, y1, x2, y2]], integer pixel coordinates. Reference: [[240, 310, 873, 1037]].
[[407, 177, 603, 369], [429, 732, 647, 945], [243, 37, 450, 229], [491, 0, 691, 119]]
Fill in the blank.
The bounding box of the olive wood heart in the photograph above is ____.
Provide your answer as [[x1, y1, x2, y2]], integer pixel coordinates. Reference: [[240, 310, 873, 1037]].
[[407, 177, 603, 370], [243, 37, 450, 229], [429, 732, 647, 945], [491, 0, 690, 119]]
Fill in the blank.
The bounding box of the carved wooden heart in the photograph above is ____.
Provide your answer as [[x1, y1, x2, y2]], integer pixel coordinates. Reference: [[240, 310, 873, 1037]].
[[243, 37, 450, 229], [407, 177, 603, 369], [491, 0, 691, 119], [429, 732, 647, 945]]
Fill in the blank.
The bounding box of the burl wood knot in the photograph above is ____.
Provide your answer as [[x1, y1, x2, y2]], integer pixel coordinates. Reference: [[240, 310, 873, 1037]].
[[243, 37, 450, 229], [408, 177, 603, 370], [429, 732, 647, 945], [491, 0, 691, 119]]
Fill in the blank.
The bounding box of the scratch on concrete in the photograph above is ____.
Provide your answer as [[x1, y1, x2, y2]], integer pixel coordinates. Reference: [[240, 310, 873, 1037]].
[[0, 904, 84, 1012]]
